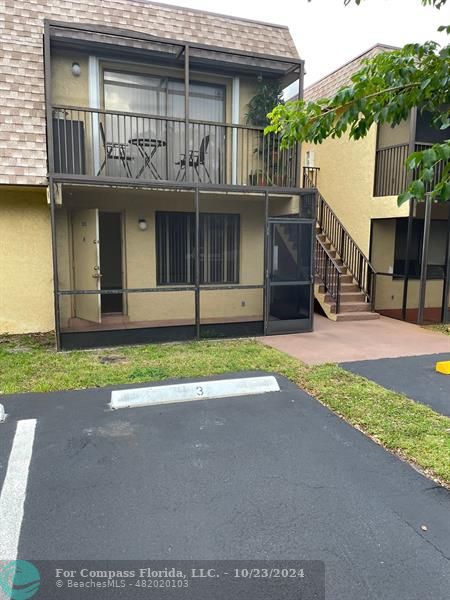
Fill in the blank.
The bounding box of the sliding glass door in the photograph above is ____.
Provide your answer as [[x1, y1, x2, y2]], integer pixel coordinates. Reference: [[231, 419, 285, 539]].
[[103, 70, 225, 182]]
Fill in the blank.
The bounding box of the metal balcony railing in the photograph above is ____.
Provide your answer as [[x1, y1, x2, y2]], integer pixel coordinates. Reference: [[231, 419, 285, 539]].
[[374, 142, 447, 197], [50, 106, 299, 188]]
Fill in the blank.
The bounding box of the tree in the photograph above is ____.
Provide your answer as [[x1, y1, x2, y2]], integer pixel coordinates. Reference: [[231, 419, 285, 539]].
[[245, 77, 284, 127], [267, 0, 450, 204]]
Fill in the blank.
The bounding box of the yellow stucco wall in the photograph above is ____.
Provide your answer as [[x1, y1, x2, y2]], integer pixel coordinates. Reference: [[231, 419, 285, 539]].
[[51, 50, 90, 107], [302, 122, 449, 313], [303, 125, 409, 255], [378, 117, 410, 148], [57, 188, 268, 328], [0, 187, 54, 334]]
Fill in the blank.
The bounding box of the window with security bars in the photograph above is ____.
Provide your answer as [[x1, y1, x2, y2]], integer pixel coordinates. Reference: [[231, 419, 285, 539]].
[[156, 212, 240, 285]]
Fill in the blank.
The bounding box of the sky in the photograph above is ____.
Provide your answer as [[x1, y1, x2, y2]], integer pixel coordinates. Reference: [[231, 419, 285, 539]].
[[157, 0, 448, 87]]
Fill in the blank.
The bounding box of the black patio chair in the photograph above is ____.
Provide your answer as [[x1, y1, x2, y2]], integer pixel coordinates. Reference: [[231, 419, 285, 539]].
[[175, 135, 211, 182], [97, 121, 133, 177]]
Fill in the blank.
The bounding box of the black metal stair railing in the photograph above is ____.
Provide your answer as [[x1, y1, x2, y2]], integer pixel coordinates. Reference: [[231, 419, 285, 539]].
[[303, 167, 376, 311], [315, 236, 343, 314]]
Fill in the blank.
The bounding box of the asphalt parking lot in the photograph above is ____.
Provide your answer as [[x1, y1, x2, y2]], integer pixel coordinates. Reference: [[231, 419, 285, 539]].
[[341, 353, 450, 416], [1, 372, 450, 599]]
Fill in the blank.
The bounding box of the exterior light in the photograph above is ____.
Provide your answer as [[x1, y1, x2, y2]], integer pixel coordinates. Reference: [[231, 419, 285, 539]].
[[71, 62, 81, 77], [138, 218, 147, 231]]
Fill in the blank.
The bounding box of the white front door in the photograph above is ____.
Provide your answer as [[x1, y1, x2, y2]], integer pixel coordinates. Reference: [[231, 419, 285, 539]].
[[72, 208, 101, 323]]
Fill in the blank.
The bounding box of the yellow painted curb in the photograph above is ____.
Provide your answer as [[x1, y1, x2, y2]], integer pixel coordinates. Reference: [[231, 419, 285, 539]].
[[435, 360, 450, 375]]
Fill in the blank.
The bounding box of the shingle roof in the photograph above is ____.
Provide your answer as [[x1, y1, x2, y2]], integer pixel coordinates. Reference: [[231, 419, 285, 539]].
[[304, 44, 397, 102], [0, 0, 299, 186]]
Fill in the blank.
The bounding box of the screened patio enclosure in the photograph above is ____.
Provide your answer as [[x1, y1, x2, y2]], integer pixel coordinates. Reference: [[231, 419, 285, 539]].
[[53, 184, 315, 349], [371, 199, 450, 325]]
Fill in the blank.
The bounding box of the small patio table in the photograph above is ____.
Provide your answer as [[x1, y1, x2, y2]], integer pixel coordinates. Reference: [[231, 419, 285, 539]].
[[128, 136, 167, 179]]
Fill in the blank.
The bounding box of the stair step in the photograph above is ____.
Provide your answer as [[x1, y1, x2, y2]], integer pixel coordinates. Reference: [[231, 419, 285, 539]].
[[340, 274, 354, 283], [330, 302, 371, 314], [326, 292, 365, 303], [340, 283, 360, 293], [335, 311, 380, 322], [339, 302, 372, 313]]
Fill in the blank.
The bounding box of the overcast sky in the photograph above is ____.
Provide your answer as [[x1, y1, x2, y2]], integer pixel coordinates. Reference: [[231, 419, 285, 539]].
[[159, 0, 448, 87]]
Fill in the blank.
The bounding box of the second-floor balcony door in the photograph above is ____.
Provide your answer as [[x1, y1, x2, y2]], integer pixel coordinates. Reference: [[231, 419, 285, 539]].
[[177, 81, 225, 184], [103, 71, 225, 183]]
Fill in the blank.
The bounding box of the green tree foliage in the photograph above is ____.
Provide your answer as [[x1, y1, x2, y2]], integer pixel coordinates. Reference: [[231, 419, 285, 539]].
[[267, 0, 450, 204], [246, 78, 284, 127]]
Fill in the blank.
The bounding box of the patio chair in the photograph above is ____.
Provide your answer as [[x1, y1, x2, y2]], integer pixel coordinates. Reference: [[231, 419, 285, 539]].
[[97, 121, 133, 177], [175, 135, 211, 182]]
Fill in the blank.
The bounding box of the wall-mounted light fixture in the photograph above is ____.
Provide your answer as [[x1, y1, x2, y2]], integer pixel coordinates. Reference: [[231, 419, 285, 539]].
[[138, 218, 148, 231], [71, 62, 81, 77]]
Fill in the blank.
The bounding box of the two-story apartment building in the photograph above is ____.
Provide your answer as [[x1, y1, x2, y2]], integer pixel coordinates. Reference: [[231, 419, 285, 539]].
[[302, 45, 450, 326], [0, 0, 316, 349]]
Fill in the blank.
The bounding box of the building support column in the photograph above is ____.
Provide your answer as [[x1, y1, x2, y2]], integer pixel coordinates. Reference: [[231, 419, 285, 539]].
[[231, 76, 239, 185], [441, 207, 450, 324], [184, 44, 190, 180], [401, 199, 415, 321], [295, 62, 304, 188], [263, 191, 269, 335], [401, 107, 418, 322], [417, 194, 432, 325], [48, 177, 61, 350], [43, 21, 61, 349], [194, 186, 200, 339]]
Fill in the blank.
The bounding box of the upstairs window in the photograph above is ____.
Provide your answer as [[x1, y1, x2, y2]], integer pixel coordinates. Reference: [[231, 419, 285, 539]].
[[156, 212, 239, 285]]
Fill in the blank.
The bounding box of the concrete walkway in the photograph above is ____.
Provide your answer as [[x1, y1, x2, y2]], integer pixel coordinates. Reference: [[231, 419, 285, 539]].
[[264, 314, 450, 365]]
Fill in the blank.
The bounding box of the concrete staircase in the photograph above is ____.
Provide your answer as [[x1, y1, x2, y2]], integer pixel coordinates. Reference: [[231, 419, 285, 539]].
[[314, 220, 379, 322]]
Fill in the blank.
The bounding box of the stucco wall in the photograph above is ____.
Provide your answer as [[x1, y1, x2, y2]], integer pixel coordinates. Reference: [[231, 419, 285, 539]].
[[0, 187, 54, 333], [57, 188, 267, 328], [377, 117, 410, 148], [303, 125, 410, 255]]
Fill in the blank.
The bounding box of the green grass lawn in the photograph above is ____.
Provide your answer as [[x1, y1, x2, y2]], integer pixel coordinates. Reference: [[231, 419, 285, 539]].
[[1, 332, 450, 486], [424, 323, 450, 336]]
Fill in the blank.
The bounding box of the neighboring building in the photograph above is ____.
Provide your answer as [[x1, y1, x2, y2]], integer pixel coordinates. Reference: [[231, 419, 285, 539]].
[[302, 45, 450, 325], [0, 0, 319, 348]]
